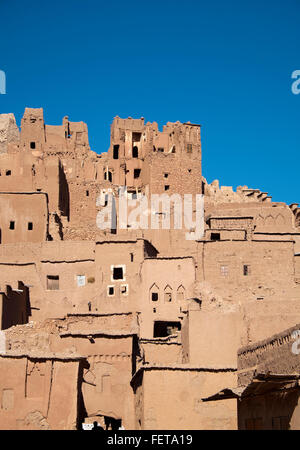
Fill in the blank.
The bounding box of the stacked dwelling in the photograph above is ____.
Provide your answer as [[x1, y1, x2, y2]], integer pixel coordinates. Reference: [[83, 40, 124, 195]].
[[0, 108, 299, 429]]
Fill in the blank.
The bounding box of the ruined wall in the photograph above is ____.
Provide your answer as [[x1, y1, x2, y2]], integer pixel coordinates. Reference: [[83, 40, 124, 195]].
[[0, 354, 82, 430]]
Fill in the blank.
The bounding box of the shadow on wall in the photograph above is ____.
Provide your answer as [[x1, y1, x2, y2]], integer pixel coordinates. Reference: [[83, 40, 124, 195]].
[[0, 281, 31, 330], [59, 162, 70, 221]]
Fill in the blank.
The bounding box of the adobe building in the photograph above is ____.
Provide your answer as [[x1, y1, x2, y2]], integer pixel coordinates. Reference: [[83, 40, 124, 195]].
[[0, 108, 299, 429]]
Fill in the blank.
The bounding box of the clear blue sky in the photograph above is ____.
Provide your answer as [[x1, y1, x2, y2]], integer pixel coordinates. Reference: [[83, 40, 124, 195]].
[[0, 0, 299, 204]]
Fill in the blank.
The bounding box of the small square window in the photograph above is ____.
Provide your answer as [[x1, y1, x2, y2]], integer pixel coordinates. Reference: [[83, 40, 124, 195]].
[[134, 169, 141, 179], [9, 221, 15, 230], [164, 185, 170, 191], [164, 173, 169, 178], [108, 286, 115, 296], [28, 222, 33, 231], [120, 284, 128, 295], [164, 292, 172, 302], [112, 266, 124, 280], [211, 232, 220, 241], [6, 170, 11, 176], [47, 275, 59, 290], [152, 292, 158, 301], [30, 142, 36, 149], [243, 265, 250, 276]]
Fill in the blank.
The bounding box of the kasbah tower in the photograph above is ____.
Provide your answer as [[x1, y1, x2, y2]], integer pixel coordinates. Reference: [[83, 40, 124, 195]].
[[0, 107, 300, 430]]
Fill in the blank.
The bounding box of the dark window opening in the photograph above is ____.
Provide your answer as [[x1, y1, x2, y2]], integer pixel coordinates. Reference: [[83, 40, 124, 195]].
[[151, 292, 158, 302], [187, 143, 193, 153], [120, 285, 127, 294], [9, 221, 15, 230], [132, 132, 141, 142], [28, 222, 33, 231], [130, 253, 134, 262], [104, 171, 112, 182], [243, 264, 250, 276], [86, 190, 89, 197], [158, 147, 164, 152], [30, 142, 36, 149], [113, 267, 124, 280], [6, 170, 11, 176], [47, 275, 59, 290], [164, 173, 169, 178], [153, 321, 181, 338], [153, 308, 156, 313], [132, 146, 138, 158], [164, 292, 172, 302], [164, 185, 170, 191], [113, 145, 119, 159], [134, 168, 141, 179], [108, 286, 114, 296], [211, 232, 220, 241]]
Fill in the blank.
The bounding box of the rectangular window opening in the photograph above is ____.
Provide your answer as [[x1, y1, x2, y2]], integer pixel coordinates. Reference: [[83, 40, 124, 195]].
[[47, 275, 59, 290], [211, 232, 220, 241], [243, 264, 250, 276], [113, 145, 119, 159], [108, 286, 115, 296], [152, 292, 158, 302], [9, 221, 15, 230], [153, 321, 181, 338], [113, 267, 124, 280], [134, 168, 141, 179], [120, 284, 128, 294], [28, 222, 33, 231]]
